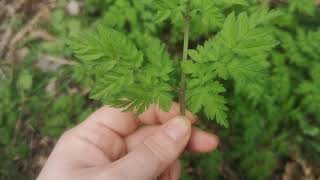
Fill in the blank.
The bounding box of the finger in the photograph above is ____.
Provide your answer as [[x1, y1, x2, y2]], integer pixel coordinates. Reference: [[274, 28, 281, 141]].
[[102, 116, 191, 180], [126, 126, 218, 153], [64, 106, 138, 162], [81, 106, 139, 136], [158, 160, 181, 180], [125, 125, 158, 151], [187, 127, 219, 153], [66, 120, 127, 162], [159, 169, 170, 180], [170, 160, 181, 180], [139, 102, 197, 125]]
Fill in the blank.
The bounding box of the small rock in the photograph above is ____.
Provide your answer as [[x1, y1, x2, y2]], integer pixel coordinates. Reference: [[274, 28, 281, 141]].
[[66, 0, 80, 16]]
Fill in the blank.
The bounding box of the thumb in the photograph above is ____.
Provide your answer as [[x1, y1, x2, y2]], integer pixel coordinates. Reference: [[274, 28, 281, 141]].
[[104, 116, 191, 180]]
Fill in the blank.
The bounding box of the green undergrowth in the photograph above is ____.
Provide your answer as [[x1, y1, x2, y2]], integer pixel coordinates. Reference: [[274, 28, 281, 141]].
[[0, 0, 319, 179]]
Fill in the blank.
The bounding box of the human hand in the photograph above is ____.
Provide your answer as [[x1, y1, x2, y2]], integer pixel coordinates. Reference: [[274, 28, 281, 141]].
[[37, 103, 219, 180]]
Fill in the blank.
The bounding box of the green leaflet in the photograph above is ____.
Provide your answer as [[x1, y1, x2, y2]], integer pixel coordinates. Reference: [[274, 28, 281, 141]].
[[276, 28, 320, 67], [68, 27, 143, 68], [101, 0, 159, 34], [215, 0, 249, 6], [135, 35, 174, 82], [111, 82, 173, 114], [68, 28, 174, 113], [182, 9, 279, 126], [190, 0, 250, 27], [103, 0, 137, 29], [186, 81, 228, 127], [190, 0, 225, 26], [154, 0, 187, 23], [288, 0, 317, 16], [183, 10, 279, 82], [297, 65, 320, 113], [16, 70, 33, 92], [219, 10, 279, 55], [155, 0, 250, 26]]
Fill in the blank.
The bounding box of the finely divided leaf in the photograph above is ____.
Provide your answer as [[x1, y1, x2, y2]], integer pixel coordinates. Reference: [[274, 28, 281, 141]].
[[186, 81, 228, 127], [183, 9, 279, 126], [68, 28, 174, 113], [154, 0, 187, 23], [185, 10, 279, 84]]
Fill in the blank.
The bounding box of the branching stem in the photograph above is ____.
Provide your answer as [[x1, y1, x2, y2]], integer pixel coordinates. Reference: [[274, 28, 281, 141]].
[[179, 7, 190, 116]]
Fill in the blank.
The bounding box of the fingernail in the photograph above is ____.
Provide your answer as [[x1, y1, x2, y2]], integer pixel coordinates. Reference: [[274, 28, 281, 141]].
[[164, 116, 190, 141]]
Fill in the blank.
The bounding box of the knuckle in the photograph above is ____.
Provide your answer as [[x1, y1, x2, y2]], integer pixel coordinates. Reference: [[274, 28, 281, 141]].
[[143, 133, 176, 165]]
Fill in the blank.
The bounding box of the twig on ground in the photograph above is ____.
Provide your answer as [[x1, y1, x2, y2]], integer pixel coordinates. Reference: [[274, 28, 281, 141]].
[[0, 1, 6, 19], [1, 0, 27, 18], [6, 6, 50, 60], [27, 29, 55, 41], [40, 54, 78, 66], [0, 25, 13, 58], [13, 0, 28, 13], [37, 54, 78, 71], [0, 0, 29, 58]]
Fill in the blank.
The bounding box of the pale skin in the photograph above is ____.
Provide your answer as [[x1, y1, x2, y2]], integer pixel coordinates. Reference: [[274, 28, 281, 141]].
[[37, 103, 219, 180]]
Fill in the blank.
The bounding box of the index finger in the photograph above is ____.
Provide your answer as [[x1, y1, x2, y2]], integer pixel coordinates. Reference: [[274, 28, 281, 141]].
[[139, 102, 197, 125], [80, 106, 139, 136]]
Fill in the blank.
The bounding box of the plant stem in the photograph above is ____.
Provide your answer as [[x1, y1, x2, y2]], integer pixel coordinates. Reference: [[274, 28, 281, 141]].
[[179, 13, 190, 116]]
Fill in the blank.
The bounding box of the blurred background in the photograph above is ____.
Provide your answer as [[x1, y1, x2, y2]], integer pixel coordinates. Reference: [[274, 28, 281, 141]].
[[0, 0, 319, 179]]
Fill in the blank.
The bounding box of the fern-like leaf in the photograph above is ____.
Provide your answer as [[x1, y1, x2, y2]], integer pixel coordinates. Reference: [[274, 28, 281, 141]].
[[68, 28, 174, 113]]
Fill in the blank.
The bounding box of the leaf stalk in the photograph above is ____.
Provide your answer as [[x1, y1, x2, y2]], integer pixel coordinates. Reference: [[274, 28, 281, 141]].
[[179, 9, 190, 116]]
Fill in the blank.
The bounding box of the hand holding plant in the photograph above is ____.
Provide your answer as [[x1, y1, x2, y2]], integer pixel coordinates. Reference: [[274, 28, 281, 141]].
[[38, 103, 218, 180]]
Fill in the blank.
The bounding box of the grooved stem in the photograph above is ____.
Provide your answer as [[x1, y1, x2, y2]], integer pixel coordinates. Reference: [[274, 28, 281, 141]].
[[179, 14, 190, 116]]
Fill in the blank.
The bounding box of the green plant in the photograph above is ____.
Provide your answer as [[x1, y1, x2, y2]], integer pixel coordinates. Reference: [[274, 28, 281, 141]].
[[1, 0, 320, 179], [67, 1, 320, 179], [68, 0, 279, 127], [0, 65, 33, 179]]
